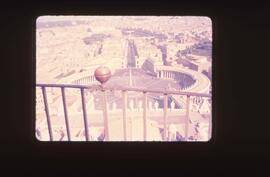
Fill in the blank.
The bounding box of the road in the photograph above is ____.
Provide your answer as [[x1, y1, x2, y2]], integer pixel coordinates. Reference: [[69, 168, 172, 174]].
[[127, 39, 136, 68]]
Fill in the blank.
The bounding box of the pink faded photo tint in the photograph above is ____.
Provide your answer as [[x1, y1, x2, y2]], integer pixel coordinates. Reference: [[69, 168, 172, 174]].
[[36, 16, 212, 142]]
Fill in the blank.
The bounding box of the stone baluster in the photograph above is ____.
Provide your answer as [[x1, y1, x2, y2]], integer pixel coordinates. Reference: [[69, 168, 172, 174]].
[[88, 94, 94, 111], [149, 101, 153, 111], [154, 101, 159, 111], [112, 102, 117, 112], [168, 124, 177, 141], [129, 99, 134, 111], [138, 100, 143, 112], [170, 101, 175, 111]]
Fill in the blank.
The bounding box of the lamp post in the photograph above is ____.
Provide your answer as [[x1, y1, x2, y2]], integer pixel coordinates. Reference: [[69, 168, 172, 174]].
[[94, 66, 111, 141]]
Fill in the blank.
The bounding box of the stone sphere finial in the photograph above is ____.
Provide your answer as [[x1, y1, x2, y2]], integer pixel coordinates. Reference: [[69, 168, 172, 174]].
[[94, 66, 111, 84]]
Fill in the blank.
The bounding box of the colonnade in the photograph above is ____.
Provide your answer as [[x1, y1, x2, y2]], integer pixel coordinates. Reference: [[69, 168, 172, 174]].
[[74, 75, 96, 85], [157, 70, 176, 80]]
